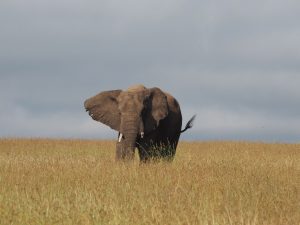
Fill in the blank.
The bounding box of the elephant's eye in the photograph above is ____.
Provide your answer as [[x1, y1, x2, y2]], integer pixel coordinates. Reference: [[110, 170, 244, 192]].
[[143, 97, 149, 105]]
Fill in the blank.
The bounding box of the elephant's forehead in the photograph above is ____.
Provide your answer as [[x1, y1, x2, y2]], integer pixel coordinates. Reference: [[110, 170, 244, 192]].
[[118, 93, 143, 110], [119, 92, 141, 102]]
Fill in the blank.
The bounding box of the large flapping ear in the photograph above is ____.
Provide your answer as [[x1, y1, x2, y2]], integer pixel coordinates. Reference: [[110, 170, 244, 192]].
[[144, 87, 168, 133], [84, 90, 122, 131]]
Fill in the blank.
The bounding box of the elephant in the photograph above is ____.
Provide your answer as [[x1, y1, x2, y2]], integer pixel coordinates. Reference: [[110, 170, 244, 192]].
[[84, 84, 195, 162]]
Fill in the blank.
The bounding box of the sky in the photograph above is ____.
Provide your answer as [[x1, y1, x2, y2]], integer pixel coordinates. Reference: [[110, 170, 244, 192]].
[[1, 0, 300, 142]]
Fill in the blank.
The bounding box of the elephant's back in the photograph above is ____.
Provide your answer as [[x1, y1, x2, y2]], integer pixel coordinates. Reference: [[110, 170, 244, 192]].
[[163, 92, 182, 132], [164, 92, 181, 115]]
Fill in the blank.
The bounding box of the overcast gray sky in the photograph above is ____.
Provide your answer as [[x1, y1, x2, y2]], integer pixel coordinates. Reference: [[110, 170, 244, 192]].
[[1, 0, 300, 142]]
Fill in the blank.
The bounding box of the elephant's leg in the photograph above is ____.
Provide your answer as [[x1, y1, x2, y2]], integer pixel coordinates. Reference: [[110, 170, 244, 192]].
[[136, 142, 151, 162]]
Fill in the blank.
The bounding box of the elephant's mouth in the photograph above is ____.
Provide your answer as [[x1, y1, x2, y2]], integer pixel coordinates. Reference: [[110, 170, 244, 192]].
[[118, 132, 144, 143]]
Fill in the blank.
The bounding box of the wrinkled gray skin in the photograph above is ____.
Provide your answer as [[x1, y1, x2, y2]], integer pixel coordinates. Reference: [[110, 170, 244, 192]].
[[84, 85, 195, 162]]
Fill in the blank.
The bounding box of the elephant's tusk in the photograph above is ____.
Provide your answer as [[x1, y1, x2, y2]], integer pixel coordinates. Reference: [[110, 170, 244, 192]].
[[118, 133, 123, 142], [141, 132, 144, 138]]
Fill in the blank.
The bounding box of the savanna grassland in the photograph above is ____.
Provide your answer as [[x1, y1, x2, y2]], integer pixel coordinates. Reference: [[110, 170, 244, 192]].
[[0, 139, 299, 225]]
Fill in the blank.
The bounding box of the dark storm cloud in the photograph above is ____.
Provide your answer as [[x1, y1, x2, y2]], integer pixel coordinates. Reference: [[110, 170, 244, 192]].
[[1, 0, 300, 141]]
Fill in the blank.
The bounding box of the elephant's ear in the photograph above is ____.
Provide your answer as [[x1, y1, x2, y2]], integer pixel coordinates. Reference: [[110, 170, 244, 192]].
[[84, 90, 121, 131], [144, 87, 168, 133]]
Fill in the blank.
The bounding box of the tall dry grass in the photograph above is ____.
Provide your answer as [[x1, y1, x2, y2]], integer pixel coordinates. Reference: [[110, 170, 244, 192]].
[[0, 139, 299, 225]]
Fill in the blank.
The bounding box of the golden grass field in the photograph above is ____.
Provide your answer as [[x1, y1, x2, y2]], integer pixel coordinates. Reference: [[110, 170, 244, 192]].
[[0, 139, 299, 225]]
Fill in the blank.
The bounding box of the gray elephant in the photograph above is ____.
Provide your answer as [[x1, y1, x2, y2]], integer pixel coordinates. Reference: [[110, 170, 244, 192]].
[[84, 84, 195, 162]]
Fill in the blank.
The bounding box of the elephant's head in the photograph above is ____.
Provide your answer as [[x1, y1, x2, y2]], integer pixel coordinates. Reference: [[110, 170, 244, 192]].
[[84, 85, 169, 160]]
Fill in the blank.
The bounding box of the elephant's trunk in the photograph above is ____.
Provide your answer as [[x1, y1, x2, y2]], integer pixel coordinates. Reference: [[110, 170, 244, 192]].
[[116, 114, 141, 161]]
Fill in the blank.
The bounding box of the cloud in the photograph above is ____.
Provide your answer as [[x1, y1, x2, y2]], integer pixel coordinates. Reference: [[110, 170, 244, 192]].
[[0, 101, 113, 139], [181, 105, 300, 142], [0, 0, 300, 142]]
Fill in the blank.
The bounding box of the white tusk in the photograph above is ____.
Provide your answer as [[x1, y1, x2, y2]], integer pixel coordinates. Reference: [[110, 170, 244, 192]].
[[141, 132, 144, 138], [118, 133, 123, 142]]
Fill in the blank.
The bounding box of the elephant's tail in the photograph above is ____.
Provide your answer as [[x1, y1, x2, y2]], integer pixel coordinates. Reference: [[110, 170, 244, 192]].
[[181, 115, 196, 133]]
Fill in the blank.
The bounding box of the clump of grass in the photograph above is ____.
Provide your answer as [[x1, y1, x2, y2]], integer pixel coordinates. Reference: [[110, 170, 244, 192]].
[[137, 141, 177, 161], [0, 139, 299, 225]]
